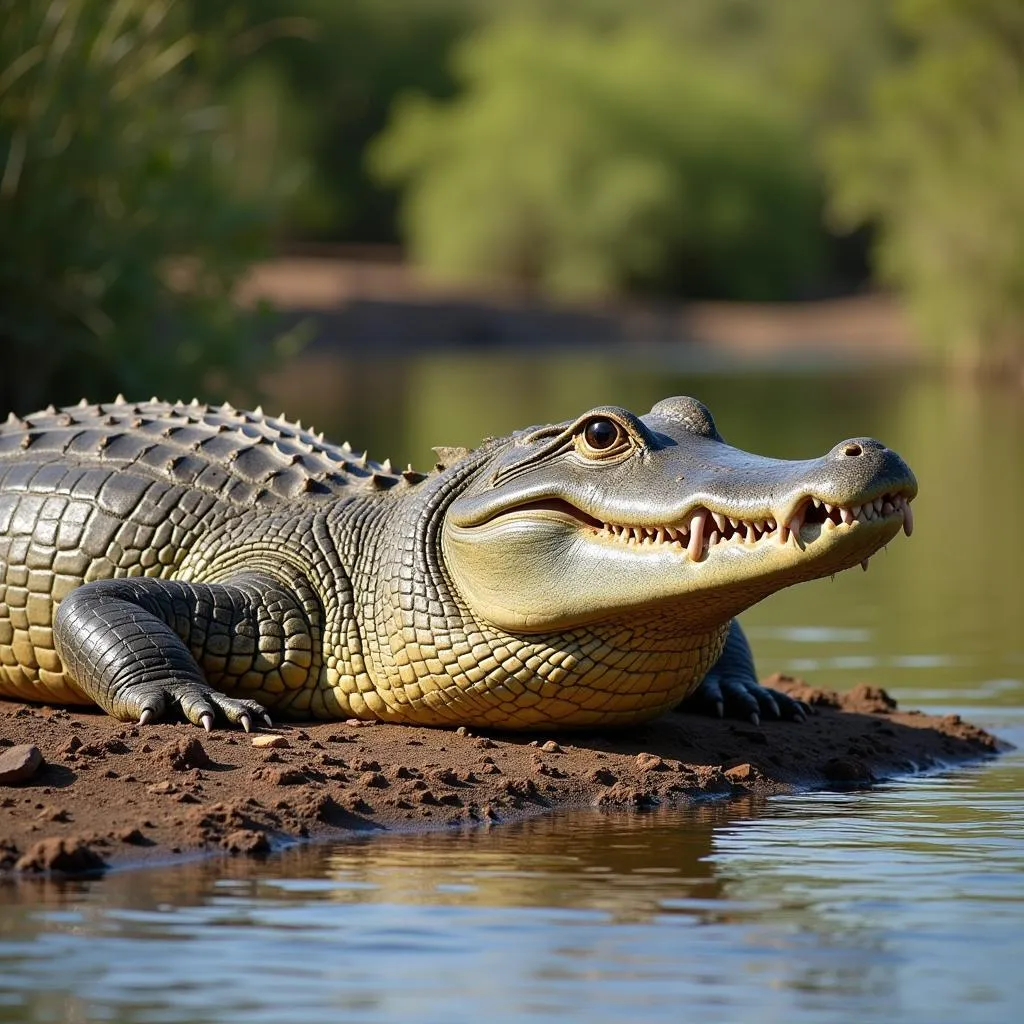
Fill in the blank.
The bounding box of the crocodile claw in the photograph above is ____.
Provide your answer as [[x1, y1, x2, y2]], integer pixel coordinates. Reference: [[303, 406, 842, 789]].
[[200, 712, 214, 733], [240, 713, 252, 733], [138, 708, 154, 726]]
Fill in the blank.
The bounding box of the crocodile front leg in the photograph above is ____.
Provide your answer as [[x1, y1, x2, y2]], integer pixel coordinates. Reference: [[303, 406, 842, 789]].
[[53, 573, 314, 730], [680, 618, 809, 725]]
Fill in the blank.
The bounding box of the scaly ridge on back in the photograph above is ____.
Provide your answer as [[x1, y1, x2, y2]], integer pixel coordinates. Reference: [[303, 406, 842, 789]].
[[0, 398, 437, 508]]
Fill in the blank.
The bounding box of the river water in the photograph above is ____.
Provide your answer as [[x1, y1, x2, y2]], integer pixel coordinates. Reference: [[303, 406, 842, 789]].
[[1, 358, 1021, 1023]]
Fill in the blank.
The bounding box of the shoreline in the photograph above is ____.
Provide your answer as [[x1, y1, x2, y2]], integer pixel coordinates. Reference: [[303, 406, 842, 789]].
[[0, 675, 1005, 877]]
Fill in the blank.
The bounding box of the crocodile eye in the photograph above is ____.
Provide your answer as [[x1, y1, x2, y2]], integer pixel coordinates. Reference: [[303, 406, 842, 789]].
[[581, 418, 621, 454]]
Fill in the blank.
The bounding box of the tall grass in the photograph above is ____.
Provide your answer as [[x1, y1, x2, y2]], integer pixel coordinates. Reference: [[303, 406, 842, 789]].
[[0, 0, 280, 413]]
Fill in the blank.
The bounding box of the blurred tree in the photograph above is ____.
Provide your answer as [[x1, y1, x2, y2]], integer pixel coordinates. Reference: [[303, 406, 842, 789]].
[[826, 0, 1024, 370], [185, 0, 473, 243], [0, 0, 290, 414], [370, 21, 823, 301]]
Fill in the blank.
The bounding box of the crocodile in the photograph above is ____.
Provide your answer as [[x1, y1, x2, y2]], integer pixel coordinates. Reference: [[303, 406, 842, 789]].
[[0, 396, 916, 731]]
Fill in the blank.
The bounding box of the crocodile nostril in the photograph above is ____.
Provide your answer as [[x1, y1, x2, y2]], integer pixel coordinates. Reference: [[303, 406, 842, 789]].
[[843, 443, 863, 457]]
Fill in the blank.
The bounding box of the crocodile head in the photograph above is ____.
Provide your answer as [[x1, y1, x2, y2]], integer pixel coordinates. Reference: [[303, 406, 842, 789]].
[[442, 395, 916, 633]]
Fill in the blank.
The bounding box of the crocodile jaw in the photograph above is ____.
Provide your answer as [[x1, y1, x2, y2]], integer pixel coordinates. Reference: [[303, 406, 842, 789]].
[[444, 493, 909, 630], [442, 491, 913, 635]]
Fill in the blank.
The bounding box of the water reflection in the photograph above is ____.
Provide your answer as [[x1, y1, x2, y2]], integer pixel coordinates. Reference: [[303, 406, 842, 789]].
[[0, 742, 1021, 1024]]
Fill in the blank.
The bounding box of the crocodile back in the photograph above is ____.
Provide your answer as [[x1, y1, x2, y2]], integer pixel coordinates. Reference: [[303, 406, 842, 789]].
[[0, 398, 419, 506]]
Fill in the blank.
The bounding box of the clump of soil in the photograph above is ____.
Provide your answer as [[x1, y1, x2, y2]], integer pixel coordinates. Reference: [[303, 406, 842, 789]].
[[0, 675, 1005, 875]]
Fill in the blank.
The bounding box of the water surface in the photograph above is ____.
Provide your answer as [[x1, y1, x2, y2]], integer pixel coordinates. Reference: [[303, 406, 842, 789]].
[[1, 359, 1021, 1023]]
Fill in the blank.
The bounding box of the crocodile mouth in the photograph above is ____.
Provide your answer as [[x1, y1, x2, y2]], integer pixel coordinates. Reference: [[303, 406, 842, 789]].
[[511, 491, 914, 565]]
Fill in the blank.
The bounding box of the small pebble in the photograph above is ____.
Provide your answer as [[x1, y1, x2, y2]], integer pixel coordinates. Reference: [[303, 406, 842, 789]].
[[252, 735, 290, 749], [0, 744, 43, 785]]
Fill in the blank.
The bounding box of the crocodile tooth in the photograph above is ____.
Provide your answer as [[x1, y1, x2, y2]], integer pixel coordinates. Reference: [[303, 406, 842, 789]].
[[656, 527, 666, 543], [728, 517, 739, 529], [711, 512, 726, 531], [903, 501, 914, 537], [841, 507, 855, 525], [882, 501, 894, 515], [812, 497, 821, 509], [766, 517, 777, 531], [707, 529, 720, 548], [787, 505, 805, 541], [78, 397, 89, 407], [873, 497, 883, 513], [861, 558, 870, 571], [687, 510, 708, 561], [852, 505, 862, 519], [253, 405, 264, 416]]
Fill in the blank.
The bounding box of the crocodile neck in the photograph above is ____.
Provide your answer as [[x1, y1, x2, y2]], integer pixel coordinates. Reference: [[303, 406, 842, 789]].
[[332, 449, 728, 727]]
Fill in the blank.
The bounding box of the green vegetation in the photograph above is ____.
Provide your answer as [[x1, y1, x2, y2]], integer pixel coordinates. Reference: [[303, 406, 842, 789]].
[[1, 0, 1020, 390], [0, 0, 284, 413], [371, 22, 821, 301], [826, 0, 1024, 371]]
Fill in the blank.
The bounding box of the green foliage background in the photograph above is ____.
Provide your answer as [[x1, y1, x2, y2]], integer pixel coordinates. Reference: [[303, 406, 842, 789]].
[[0, 0, 295, 413], [371, 23, 822, 301], [825, 0, 1024, 371], [1, 0, 1021, 401]]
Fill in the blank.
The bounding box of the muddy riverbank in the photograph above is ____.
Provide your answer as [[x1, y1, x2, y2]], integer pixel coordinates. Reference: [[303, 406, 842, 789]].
[[0, 675, 1003, 876]]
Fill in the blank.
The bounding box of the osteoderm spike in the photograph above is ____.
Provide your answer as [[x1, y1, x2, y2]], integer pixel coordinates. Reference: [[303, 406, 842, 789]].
[[433, 446, 470, 466]]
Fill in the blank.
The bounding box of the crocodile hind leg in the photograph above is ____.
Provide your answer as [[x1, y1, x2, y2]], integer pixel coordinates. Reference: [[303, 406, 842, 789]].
[[53, 573, 315, 730], [680, 618, 809, 725]]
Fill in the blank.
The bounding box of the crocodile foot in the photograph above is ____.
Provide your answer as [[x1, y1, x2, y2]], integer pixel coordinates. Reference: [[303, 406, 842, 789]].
[[680, 675, 811, 726], [133, 685, 272, 732]]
